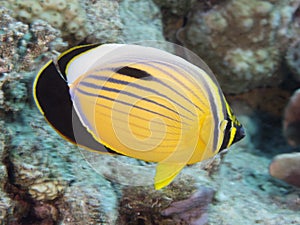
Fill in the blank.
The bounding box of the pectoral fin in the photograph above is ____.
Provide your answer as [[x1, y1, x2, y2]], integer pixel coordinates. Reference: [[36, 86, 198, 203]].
[[154, 162, 186, 190]]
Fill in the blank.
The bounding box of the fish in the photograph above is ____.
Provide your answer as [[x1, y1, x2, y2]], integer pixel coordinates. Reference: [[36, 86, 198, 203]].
[[33, 43, 245, 190]]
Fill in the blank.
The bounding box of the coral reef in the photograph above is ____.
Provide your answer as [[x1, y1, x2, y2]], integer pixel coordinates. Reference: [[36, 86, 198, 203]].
[[153, 0, 195, 16], [152, 0, 195, 43], [0, 7, 28, 74], [2, 0, 88, 41], [0, 6, 66, 74], [1, 0, 123, 44], [0, 0, 299, 224], [84, 0, 123, 43], [119, 0, 165, 43], [210, 146, 300, 224], [178, 0, 300, 93], [0, 123, 13, 225], [283, 88, 300, 146], [161, 187, 215, 225], [0, 8, 68, 222], [0, 72, 28, 113], [269, 152, 300, 187], [57, 179, 117, 224], [2, 110, 119, 224], [286, 39, 300, 81], [116, 180, 199, 225], [269, 87, 300, 195], [228, 87, 291, 117]]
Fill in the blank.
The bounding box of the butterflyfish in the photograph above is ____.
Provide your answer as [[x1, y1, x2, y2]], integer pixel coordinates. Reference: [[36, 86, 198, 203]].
[[33, 43, 245, 190]]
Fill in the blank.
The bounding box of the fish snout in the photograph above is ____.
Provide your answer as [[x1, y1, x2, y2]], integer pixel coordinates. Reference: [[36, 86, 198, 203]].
[[234, 125, 245, 143]]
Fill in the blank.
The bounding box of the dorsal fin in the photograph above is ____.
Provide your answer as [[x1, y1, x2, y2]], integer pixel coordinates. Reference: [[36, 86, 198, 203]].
[[57, 43, 102, 79]]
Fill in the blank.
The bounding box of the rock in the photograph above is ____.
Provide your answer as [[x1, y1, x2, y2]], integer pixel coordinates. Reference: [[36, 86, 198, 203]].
[[83, 0, 123, 44], [269, 152, 300, 187], [119, 0, 165, 43], [0, 123, 13, 225], [3, 0, 88, 41], [283, 88, 300, 146], [178, 0, 300, 93], [286, 39, 300, 81], [116, 180, 199, 225], [228, 87, 290, 117], [0, 6, 66, 73], [161, 186, 215, 225], [0, 1, 300, 224], [153, 0, 195, 16], [0, 7, 28, 73], [2, 0, 123, 44]]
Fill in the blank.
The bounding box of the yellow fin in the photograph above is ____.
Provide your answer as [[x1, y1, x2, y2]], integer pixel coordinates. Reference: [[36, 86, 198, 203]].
[[154, 162, 185, 190]]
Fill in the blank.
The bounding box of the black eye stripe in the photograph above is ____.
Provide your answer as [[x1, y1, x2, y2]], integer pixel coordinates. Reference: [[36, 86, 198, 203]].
[[219, 114, 232, 152]]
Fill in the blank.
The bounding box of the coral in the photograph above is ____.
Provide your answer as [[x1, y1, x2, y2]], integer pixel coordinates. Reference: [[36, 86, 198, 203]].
[[119, 0, 165, 43], [0, 200, 11, 225], [228, 87, 290, 117], [1, 112, 119, 224], [1, 0, 123, 44], [80, 152, 156, 187], [0, 7, 29, 73], [286, 39, 300, 81], [153, 0, 195, 16], [211, 146, 300, 224], [0, 7, 66, 74], [4, 130, 69, 202], [152, 0, 195, 43], [161, 187, 215, 225], [116, 181, 199, 225], [58, 182, 116, 225], [32, 202, 59, 225], [154, 0, 225, 42], [28, 180, 65, 201], [1, 1, 300, 224], [0, 7, 66, 115], [0, 72, 28, 113], [269, 152, 300, 188], [283, 88, 300, 146], [3, 0, 88, 41], [0, 123, 13, 225], [84, 0, 123, 43], [179, 0, 300, 93]]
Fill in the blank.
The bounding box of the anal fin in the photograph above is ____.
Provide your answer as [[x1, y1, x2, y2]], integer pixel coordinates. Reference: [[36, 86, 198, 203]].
[[154, 162, 185, 190]]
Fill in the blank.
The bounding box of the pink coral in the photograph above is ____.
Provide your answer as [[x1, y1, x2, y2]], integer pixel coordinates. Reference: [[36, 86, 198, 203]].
[[269, 152, 300, 188], [283, 89, 300, 146], [161, 186, 215, 225]]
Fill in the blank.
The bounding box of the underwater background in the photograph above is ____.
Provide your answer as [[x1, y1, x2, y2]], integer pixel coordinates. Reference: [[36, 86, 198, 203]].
[[0, 0, 300, 224]]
